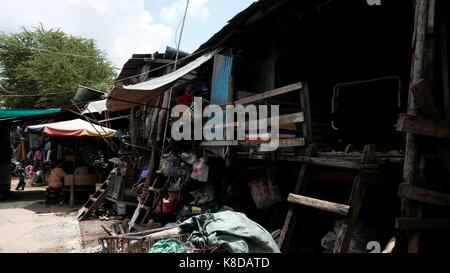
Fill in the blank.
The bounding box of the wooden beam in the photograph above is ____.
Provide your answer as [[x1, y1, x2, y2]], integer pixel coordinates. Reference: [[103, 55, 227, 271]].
[[234, 82, 303, 105], [300, 82, 313, 144], [396, 218, 450, 230], [276, 138, 305, 148], [427, 0, 436, 34], [398, 184, 450, 207], [411, 79, 440, 117], [397, 113, 450, 139], [204, 112, 304, 131], [233, 153, 401, 166], [296, 156, 362, 170], [287, 194, 350, 216], [264, 112, 304, 125], [278, 144, 317, 252], [441, 20, 450, 122], [334, 144, 376, 253], [258, 138, 305, 152], [402, 0, 429, 253], [200, 140, 238, 146]]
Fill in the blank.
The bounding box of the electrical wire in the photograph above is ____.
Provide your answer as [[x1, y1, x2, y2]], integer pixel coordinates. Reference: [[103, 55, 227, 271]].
[[0, 89, 77, 97], [160, 0, 190, 158], [174, 15, 184, 52], [0, 43, 156, 61]]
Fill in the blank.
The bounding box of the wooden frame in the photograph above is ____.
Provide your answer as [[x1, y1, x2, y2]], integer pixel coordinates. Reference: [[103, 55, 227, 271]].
[[204, 81, 312, 151], [287, 194, 350, 216], [398, 184, 450, 207], [397, 114, 450, 139]]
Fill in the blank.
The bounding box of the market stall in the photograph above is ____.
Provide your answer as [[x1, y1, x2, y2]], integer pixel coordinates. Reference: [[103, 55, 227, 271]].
[[25, 118, 117, 206]]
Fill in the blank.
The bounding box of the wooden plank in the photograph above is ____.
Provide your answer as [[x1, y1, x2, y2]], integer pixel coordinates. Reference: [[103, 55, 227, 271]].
[[382, 236, 397, 253], [427, 0, 436, 34], [396, 218, 450, 230], [300, 81, 313, 144], [296, 156, 362, 170], [239, 138, 306, 152], [203, 112, 304, 131], [200, 140, 238, 146], [398, 184, 450, 207], [233, 153, 400, 166], [334, 145, 376, 253], [402, 0, 429, 254], [277, 112, 304, 125], [276, 138, 305, 148], [397, 113, 450, 139], [234, 82, 303, 105], [442, 20, 450, 122], [278, 144, 317, 252], [287, 194, 350, 216]]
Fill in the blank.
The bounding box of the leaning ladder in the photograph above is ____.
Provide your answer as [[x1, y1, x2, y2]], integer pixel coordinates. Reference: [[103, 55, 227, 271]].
[[76, 180, 108, 221], [278, 144, 379, 253]]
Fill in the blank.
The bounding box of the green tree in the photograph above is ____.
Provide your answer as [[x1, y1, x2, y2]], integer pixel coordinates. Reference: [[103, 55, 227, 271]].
[[0, 24, 116, 108]]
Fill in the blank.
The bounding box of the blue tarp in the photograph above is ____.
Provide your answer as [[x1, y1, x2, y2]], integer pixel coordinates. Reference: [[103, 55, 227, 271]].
[[0, 109, 61, 119]]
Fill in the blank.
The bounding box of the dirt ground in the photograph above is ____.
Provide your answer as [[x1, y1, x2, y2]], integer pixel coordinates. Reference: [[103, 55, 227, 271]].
[[0, 178, 110, 253]]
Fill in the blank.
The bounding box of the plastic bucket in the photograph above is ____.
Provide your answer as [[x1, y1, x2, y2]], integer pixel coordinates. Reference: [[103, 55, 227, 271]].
[[73, 86, 105, 102]]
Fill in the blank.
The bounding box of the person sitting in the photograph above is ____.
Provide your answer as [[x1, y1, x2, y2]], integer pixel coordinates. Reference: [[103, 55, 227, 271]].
[[25, 164, 35, 181], [46, 162, 66, 204]]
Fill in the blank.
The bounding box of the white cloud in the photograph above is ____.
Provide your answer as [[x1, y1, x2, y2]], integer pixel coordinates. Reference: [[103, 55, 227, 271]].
[[160, 0, 210, 23], [0, 0, 173, 68]]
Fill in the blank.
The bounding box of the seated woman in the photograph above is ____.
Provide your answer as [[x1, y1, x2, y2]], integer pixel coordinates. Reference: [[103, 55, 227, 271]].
[[25, 164, 35, 182], [46, 162, 66, 204]]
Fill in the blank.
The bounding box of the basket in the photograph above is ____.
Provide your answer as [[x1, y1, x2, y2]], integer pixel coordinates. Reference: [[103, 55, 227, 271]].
[[98, 232, 223, 253]]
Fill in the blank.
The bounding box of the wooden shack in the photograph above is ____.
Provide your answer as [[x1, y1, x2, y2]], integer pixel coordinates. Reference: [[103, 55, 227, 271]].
[[100, 0, 450, 253]]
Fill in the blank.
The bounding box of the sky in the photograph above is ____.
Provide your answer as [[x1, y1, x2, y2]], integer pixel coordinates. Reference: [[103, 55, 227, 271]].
[[0, 0, 255, 68]]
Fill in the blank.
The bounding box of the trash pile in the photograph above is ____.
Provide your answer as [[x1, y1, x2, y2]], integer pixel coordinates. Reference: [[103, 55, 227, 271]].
[[99, 211, 280, 253]]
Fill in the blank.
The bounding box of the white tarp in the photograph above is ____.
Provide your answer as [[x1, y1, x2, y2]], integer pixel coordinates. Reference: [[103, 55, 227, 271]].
[[121, 49, 217, 91], [82, 99, 107, 115], [106, 49, 219, 112]]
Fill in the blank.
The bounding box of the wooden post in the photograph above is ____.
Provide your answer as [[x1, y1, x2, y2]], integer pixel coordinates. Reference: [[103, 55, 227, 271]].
[[225, 75, 234, 162], [402, 0, 430, 253], [300, 82, 313, 144], [441, 19, 450, 122], [70, 138, 78, 207]]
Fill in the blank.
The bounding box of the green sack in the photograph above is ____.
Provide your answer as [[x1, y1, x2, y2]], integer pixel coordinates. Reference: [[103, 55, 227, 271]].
[[149, 239, 187, 253]]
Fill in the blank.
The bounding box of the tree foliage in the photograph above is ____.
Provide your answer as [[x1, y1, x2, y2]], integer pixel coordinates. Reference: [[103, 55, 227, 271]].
[[0, 24, 116, 108]]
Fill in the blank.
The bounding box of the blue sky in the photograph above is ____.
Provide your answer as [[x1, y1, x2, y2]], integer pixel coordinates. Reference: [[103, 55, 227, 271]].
[[144, 0, 255, 53], [0, 0, 255, 68]]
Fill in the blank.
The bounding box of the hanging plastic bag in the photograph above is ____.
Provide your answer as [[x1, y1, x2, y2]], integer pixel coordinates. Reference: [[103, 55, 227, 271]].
[[247, 168, 282, 209], [191, 158, 209, 182]]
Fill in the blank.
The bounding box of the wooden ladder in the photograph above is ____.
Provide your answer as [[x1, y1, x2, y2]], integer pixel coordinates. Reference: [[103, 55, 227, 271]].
[[76, 181, 108, 221], [128, 175, 170, 231], [278, 144, 378, 253]]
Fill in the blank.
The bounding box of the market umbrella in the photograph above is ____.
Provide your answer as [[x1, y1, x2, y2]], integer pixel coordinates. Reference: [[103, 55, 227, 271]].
[[25, 118, 117, 137], [25, 118, 117, 207]]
